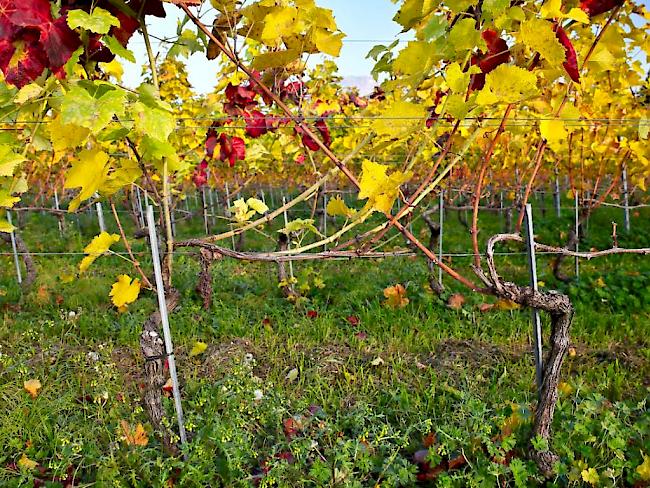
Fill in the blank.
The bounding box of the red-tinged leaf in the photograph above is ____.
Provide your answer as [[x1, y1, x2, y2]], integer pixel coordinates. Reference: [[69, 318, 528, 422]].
[[0, 0, 19, 41], [470, 30, 510, 91], [192, 168, 208, 188], [205, 130, 219, 158], [555, 25, 580, 83], [579, 0, 624, 16], [346, 315, 360, 326], [281, 80, 303, 102], [315, 118, 331, 147], [283, 417, 302, 438], [295, 153, 306, 165], [40, 15, 81, 69], [6, 0, 51, 28], [0, 33, 49, 88], [82, 33, 114, 64], [355, 331, 367, 340], [129, 0, 166, 18], [218, 133, 245, 167], [110, 9, 140, 46], [244, 110, 270, 138], [225, 82, 258, 110]]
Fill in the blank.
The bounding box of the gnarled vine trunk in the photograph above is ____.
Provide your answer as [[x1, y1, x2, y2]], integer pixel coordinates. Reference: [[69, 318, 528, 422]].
[[140, 289, 180, 453]]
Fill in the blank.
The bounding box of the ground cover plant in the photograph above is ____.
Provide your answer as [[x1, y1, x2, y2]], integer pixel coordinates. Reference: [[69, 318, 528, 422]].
[[0, 0, 649, 485]]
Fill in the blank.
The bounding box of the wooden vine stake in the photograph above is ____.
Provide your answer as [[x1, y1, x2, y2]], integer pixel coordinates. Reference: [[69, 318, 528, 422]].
[[524, 203, 543, 399], [146, 205, 187, 449]]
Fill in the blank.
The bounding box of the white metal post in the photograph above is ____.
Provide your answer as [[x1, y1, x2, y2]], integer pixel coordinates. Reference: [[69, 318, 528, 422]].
[[6, 211, 22, 284], [146, 206, 187, 447], [54, 188, 63, 235], [96, 202, 106, 233], [524, 204, 543, 399], [622, 164, 630, 232]]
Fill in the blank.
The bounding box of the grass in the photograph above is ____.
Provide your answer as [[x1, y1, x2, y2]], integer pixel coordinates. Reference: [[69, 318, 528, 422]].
[[0, 193, 649, 486]]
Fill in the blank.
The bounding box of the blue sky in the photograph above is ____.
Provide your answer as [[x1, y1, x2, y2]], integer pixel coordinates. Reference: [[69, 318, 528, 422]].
[[122, 0, 406, 93]]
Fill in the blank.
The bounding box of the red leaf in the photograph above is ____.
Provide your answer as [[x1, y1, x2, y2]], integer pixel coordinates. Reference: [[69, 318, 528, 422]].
[[218, 133, 246, 167], [110, 9, 141, 46], [579, 0, 624, 16], [555, 25, 580, 83], [205, 129, 219, 158], [225, 82, 258, 111], [346, 315, 360, 326], [470, 29, 510, 91], [315, 118, 331, 147], [0, 32, 48, 88], [307, 310, 318, 319], [244, 110, 271, 138], [295, 153, 306, 165]]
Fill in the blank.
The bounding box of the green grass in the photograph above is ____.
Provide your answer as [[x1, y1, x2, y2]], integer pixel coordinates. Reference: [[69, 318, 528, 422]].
[[0, 195, 649, 486]]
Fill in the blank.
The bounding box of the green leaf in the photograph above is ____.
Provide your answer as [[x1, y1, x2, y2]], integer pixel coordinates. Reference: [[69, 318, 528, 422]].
[[448, 18, 484, 53], [61, 84, 126, 133], [104, 36, 136, 63], [279, 218, 323, 237], [131, 102, 175, 141], [0, 145, 25, 177], [67, 7, 120, 34], [421, 16, 447, 41]]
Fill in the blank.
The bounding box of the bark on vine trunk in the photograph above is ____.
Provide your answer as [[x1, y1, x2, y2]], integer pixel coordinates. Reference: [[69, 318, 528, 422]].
[[475, 238, 575, 477], [277, 232, 299, 299], [196, 248, 219, 309], [422, 212, 444, 295], [1, 232, 37, 287], [140, 289, 180, 454]]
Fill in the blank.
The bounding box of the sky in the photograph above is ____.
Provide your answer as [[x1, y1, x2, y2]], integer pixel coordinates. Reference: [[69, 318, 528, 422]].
[[122, 0, 409, 94]]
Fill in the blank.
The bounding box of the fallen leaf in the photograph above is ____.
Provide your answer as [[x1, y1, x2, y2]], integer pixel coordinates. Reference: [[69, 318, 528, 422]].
[[495, 299, 520, 310], [448, 293, 465, 309], [384, 284, 409, 309], [120, 421, 149, 446], [568, 346, 577, 357], [162, 378, 173, 393], [24, 379, 42, 398], [478, 303, 495, 312], [189, 341, 208, 357], [18, 453, 38, 470], [346, 315, 360, 326], [286, 368, 299, 382], [371, 356, 384, 366]]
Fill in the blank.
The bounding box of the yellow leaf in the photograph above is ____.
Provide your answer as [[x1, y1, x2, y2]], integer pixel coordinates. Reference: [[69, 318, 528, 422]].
[[518, 18, 566, 66], [109, 275, 141, 309], [79, 232, 120, 274], [18, 453, 38, 470], [326, 195, 356, 218], [64, 148, 110, 212], [358, 160, 412, 214], [246, 197, 268, 215], [581, 467, 600, 485], [540, 0, 563, 18], [24, 379, 42, 398], [373, 99, 427, 137], [565, 7, 590, 23], [120, 420, 149, 446], [260, 6, 299, 45], [0, 217, 15, 233], [540, 118, 568, 152], [637, 452, 650, 481], [383, 284, 409, 309], [476, 65, 539, 105], [49, 116, 90, 153], [189, 341, 208, 357], [311, 27, 344, 56]]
